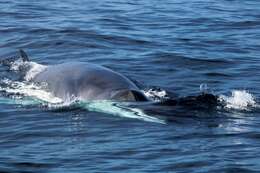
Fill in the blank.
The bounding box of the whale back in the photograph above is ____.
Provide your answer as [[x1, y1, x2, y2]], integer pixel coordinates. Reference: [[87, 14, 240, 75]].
[[33, 62, 148, 101]]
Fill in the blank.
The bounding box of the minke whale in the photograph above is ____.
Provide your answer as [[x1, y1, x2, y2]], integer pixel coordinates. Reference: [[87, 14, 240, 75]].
[[33, 62, 148, 102], [1, 50, 148, 102]]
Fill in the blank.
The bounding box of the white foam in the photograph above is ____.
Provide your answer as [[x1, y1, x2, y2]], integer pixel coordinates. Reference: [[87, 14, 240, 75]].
[[10, 58, 47, 81], [143, 88, 168, 101], [219, 90, 256, 110], [10, 58, 25, 71], [4, 59, 58, 103], [0, 79, 62, 104]]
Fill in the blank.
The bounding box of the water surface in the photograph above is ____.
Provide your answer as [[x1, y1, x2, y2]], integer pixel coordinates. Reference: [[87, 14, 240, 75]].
[[1, 0, 260, 172]]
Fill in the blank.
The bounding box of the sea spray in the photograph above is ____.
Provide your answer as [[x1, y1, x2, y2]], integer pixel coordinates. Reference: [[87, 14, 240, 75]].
[[219, 90, 256, 110]]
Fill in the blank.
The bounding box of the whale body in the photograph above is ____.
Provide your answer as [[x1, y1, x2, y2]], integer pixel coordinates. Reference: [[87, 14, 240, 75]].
[[0, 50, 148, 102], [32, 62, 148, 102]]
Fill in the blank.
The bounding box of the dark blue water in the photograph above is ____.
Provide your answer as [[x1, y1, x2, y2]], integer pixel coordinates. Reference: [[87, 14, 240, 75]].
[[1, 0, 260, 172]]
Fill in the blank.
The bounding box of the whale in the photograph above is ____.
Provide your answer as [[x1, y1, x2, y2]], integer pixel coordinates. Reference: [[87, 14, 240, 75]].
[[1, 50, 148, 102], [32, 62, 148, 101]]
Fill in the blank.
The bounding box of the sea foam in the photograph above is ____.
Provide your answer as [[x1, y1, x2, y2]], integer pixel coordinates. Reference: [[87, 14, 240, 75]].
[[219, 90, 256, 110]]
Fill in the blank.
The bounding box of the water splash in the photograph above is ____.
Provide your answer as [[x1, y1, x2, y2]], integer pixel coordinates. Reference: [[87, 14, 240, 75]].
[[200, 83, 209, 93], [10, 59, 47, 81], [143, 88, 169, 101], [219, 90, 256, 110], [0, 79, 62, 104]]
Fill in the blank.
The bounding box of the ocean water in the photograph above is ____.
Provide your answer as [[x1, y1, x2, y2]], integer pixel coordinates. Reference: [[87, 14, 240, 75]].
[[1, 0, 260, 172]]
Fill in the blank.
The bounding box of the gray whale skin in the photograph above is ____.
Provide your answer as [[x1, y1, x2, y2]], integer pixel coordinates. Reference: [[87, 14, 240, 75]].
[[33, 62, 148, 102]]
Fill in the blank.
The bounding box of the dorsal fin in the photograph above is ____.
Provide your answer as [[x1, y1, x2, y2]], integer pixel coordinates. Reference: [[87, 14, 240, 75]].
[[19, 49, 29, 62]]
